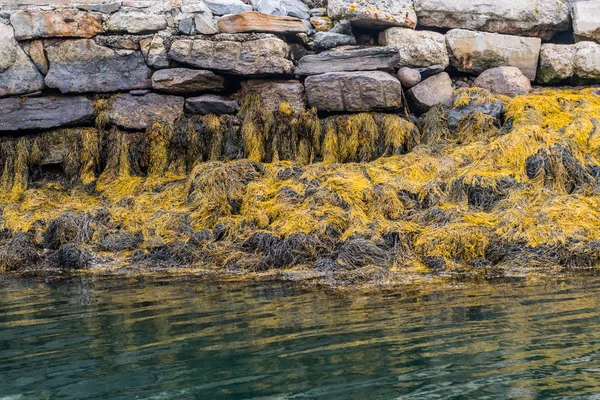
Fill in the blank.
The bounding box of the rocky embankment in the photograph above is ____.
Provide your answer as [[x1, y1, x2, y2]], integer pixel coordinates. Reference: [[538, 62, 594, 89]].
[[1, 0, 600, 285]]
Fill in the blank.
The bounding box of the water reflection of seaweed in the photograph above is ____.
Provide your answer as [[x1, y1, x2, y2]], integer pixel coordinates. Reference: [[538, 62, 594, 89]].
[[1, 88, 600, 285]]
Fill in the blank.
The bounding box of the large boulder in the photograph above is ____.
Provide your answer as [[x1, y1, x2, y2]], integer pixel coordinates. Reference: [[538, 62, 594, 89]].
[[0, 96, 94, 132], [327, 0, 417, 28], [106, 93, 184, 130], [305, 71, 403, 112], [446, 29, 541, 81], [217, 11, 307, 34], [572, 1, 600, 42], [473, 66, 531, 96], [0, 22, 45, 97], [185, 95, 239, 114], [538, 41, 600, 83], [44, 39, 152, 93], [241, 80, 306, 112], [10, 10, 104, 40], [537, 43, 575, 84], [406, 72, 453, 114], [256, 0, 310, 19], [413, 0, 570, 40], [106, 10, 168, 34], [152, 68, 226, 94], [379, 27, 448, 68], [295, 47, 399, 75], [168, 35, 293, 76]]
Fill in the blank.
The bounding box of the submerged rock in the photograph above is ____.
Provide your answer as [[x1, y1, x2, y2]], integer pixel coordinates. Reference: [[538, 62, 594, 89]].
[[305, 71, 403, 112], [0, 96, 94, 132]]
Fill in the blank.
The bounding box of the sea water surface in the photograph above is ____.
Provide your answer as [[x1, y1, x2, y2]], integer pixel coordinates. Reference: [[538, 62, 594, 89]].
[[1, 275, 600, 399]]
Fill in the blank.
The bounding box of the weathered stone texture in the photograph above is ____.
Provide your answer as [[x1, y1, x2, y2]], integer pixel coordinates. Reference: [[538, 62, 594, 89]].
[[22, 40, 49, 75], [152, 68, 225, 94], [407, 72, 453, 114], [203, 0, 253, 15], [414, 0, 570, 40], [241, 80, 306, 112], [140, 34, 169, 69], [0, 22, 45, 97], [106, 10, 168, 34], [256, 0, 310, 19], [169, 36, 293, 76], [379, 27, 449, 68], [537, 44, 575, 84], [10, 10, 104, 40], [446, 29, 541, 80], [44, 39, 152, 93], [217, 11, 307, 34], [573, 41, 600, 81], [305, 71, 403, 112], [397, 67, 421, 89], [327, 0, 417, 28], [473, 66, 531, 96], [106, 93, 185, 130], [185, 94, 239, 114], [0, 96, 93, 132], [572, 1, 600, 42], [295, 47, 399, 75]]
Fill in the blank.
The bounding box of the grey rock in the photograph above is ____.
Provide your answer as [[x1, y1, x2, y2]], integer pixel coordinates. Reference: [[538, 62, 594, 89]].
[[204, 0, 253, 15], [397, 67, 421, 88], [328, 0, 416, 28], [379, 27, 448, 68], [407, 72, 453, 114], [295, 47, 399, 75], [446, 94, 505, 131], [574, 41, 600, 81], [152, 68, 225, 94], [446, 29, 541, 81], [21, 40, 48, 75], [139, 34, 169, 69], [537, 43, 575, 84], [45, 39, 152, 93], [77, 2, 122, 14], [310, 8, 327, 16], [573, 1, 600, 42], [414, 0, 570, 40], [416, 65, 445, 79], [330, 19, 352, 34], [106, 93, 185, 130], [473, 66, 531, 96], [0, 22, 45, 97], [130, 89, 150, 95], [256, 0, 310, 19], [179, 17, 195, 35], [0, 96, 93, 132], [185, 94, 239, 114], [241, 79, 306, 112], [305, 71, 403, 112], [169, 36, 293, 76], [313, 31, 356, 50], [106, 10, 168, 33], [195, 12, 218, 34]]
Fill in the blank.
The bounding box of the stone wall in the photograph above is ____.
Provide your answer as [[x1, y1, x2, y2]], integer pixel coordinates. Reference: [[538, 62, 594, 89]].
[[0, 0, 598, 141]]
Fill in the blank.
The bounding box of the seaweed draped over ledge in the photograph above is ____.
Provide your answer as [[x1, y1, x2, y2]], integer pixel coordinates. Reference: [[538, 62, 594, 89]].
[[1, 88, 600, 286]]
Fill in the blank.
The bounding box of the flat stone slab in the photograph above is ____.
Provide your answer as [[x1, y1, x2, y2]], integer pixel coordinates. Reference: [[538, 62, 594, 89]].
[[327, 0, 416, 28], [446, 29, 541, 81], [152, 68, 225, 94], [217, 11, 307, 34], [169, 36, 293, 76], [106, 93, 185, 130], [295, 47, 399, 75], [414, 0, 570, 40], [45, 39, 152, 93], [10, 10, 104, 40], [185, 94, 239, 115], [0, 96, 94, 132], [106, 10, 168, 34], [305, 71, 403, 112], [379, 27, 449, 68]]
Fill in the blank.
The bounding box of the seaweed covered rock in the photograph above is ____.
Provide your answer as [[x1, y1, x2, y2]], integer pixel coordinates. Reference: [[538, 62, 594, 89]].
[[49, 243, 98, 270], [100, 230, 143, 252], [134, 241, 203, 268], [444, 87, 506, 132], [0, 232, 42, 272], [44, 211, 97, 250]]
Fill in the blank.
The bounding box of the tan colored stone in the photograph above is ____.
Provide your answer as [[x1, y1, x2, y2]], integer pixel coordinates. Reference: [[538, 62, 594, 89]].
[[310, 16, 332, 32], [217, 11, 307, 34], [10, 10, 104, 40], [473, 66, 531, 97], [22, 40, 48, 75], [241, 80, 306, 112]]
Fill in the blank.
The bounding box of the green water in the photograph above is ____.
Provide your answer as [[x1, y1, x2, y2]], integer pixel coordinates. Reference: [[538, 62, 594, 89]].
[[1, 276, 600, 399]]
